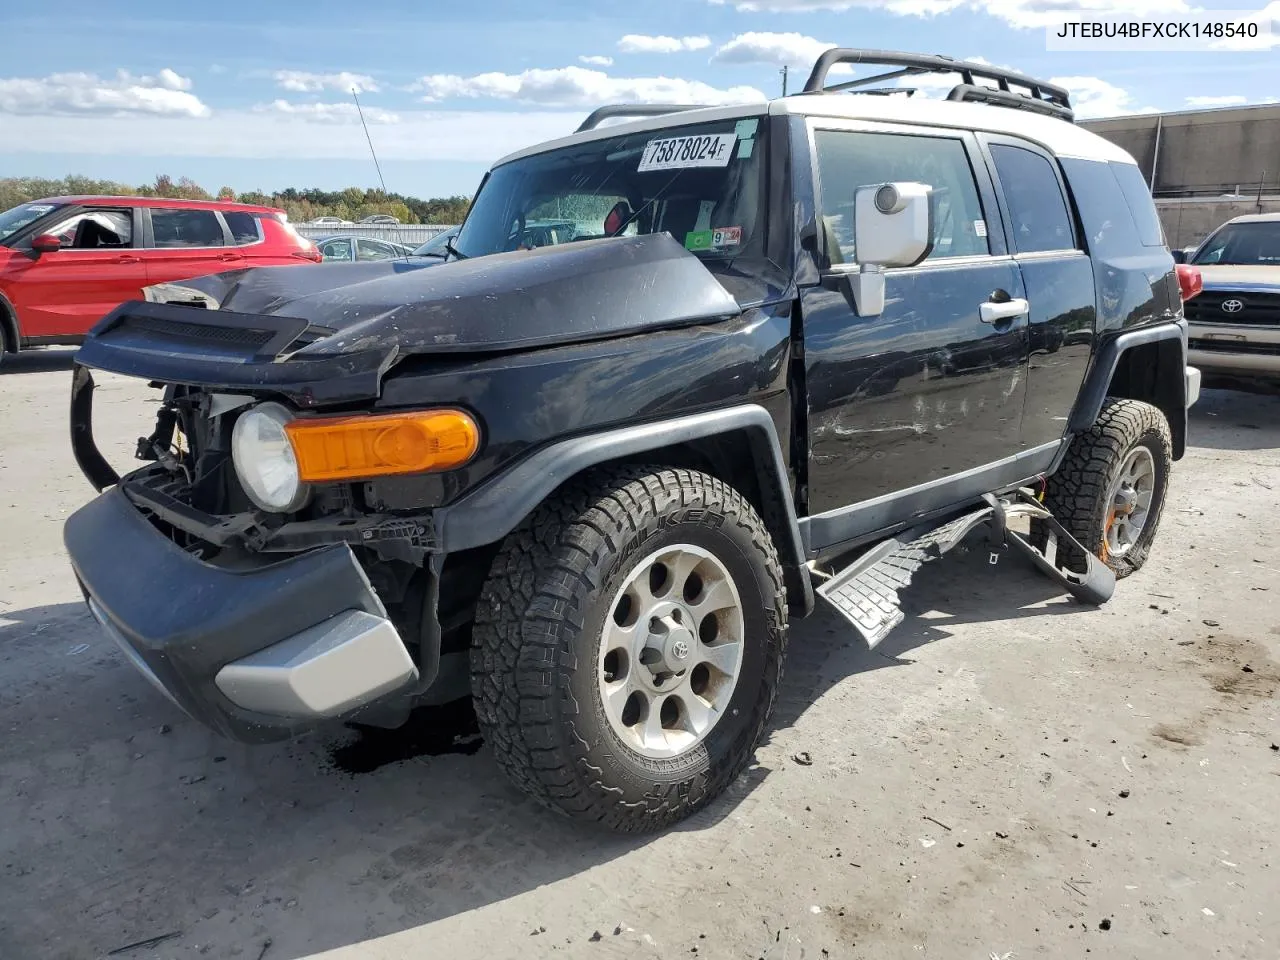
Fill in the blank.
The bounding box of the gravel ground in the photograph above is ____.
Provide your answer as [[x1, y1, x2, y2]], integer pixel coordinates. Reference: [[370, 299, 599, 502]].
[[1, 350, 1277, 960]]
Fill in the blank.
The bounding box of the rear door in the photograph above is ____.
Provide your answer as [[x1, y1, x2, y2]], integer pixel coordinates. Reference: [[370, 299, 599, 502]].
[[978, 136, 1096, 449], [355, 237, 404, 262], [800, 122, 1031, 530], [8, 206, 146, 338], [142, 206, 243, 284]]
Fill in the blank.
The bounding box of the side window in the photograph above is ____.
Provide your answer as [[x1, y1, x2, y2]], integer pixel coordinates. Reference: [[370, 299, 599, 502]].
[[989, 144, 1076, 253], [1109, 162, 1165, 248], [151, 209, 226, 248], [813, 130, 990, 265], [45, 209, 133, 249], [319, 238, 352, 260], [356, 238, 396, 261], [222, 211, 261, 246]]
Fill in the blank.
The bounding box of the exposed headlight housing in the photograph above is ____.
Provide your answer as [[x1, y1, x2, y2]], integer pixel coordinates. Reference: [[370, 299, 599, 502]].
[[231, 402, 308, 513]]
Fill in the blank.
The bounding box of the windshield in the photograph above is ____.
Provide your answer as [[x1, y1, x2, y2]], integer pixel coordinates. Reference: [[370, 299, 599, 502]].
[[0, 201, 63, 245], [412, 227, 459, 257], [1192, 221, 1280, 266], [453, 116, 766, 263]]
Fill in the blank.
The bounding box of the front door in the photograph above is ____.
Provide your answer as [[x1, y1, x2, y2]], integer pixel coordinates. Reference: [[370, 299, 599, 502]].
[[800, 124, 1031, 540], [10, 206, 146, 338]]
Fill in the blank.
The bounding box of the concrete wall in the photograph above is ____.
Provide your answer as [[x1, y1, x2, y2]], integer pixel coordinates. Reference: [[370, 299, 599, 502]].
[[1082, 104, 1280, 198], [1156, 197, 1280, 251]]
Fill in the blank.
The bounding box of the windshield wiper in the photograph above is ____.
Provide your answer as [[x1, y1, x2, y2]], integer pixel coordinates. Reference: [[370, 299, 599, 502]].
[[444, 238, 469, 261]]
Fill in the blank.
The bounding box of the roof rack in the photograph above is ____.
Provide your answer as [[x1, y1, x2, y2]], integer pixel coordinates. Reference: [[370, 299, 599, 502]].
[[802, 49, 1074, 123], [576, 104, 706, 133]]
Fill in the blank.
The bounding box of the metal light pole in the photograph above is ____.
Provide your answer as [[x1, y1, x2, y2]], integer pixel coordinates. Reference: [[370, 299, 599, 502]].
[[781, 65, 789, 97]]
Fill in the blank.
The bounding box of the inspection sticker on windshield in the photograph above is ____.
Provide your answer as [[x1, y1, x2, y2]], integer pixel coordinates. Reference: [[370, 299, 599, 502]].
[[638, 133, 737, 172]]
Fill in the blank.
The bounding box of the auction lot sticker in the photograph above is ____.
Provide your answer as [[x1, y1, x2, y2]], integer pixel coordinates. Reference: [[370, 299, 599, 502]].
[[639, 133, 737, 172]]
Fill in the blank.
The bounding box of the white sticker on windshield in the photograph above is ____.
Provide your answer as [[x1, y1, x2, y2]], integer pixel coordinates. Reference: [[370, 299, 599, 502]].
[[737, 138, 754, 160], [734, 118, 759, 140], [638, 133, 737, 172], [974, 219, 988, 238], [695, 200, 716, 232]]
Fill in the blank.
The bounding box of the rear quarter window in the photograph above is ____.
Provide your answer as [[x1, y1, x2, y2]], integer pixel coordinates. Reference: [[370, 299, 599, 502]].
[[1110, 162, 1165, 247], [222, 211, 262, 245], [1058, 158, 1146, 259]]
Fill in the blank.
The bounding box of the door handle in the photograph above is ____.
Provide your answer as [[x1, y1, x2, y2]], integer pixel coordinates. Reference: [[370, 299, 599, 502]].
[[979, 297, 1029, 324], [115, 255, 141, 264], [218, 253, 241, 262]]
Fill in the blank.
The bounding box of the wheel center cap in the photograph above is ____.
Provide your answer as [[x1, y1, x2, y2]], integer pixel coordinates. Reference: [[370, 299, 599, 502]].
[[644, 607, 696, 676], [670, 638, 690, 662], [1114, 486, 1138, 515]]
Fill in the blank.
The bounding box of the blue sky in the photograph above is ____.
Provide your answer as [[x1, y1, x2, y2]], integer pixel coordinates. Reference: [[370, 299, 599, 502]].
[[1, 0, 1276, 199]]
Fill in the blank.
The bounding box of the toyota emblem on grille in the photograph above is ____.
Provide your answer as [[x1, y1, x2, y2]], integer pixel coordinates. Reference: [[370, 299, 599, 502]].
[[1221, 299, 1245, 314]]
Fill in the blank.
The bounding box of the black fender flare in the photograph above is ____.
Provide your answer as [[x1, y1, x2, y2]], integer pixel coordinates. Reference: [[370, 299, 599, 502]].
[[0, 290, 18, 354], [433, 404, 814, 616], [1068, 320, 1189, 457]]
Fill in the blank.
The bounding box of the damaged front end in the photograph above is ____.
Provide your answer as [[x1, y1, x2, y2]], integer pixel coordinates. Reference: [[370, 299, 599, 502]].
[[65, 304, 455, 742]]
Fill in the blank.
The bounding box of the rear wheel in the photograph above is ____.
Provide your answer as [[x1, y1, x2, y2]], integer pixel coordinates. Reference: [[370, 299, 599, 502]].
[[470, 466, 788, 832], [1036, 398, 1173, 579]]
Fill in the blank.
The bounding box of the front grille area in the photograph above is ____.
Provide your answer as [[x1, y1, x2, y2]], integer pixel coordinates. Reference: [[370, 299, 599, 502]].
[[1185, 290, 1280, 327], [120, 314, 276, 347], [1189, 338, 1280, 357]]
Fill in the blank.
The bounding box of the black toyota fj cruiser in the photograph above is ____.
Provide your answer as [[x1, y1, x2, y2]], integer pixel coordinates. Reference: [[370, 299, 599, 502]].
[[64, 51, 1200, 832]]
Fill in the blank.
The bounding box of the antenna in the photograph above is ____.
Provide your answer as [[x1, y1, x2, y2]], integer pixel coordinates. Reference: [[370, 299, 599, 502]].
[[352, 87, 409, 262], [352, 88, 388, 197]]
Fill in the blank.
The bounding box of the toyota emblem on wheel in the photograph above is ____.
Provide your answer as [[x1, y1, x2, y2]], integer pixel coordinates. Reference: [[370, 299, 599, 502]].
[[1221, 299, 1245, 314]]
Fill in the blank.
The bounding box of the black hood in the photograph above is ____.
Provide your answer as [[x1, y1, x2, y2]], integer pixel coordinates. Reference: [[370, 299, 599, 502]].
[[171, 233, 742, 356]]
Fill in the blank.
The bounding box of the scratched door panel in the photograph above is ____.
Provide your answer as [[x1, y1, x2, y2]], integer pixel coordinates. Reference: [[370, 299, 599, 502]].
[[802, 258, 1029, 513]]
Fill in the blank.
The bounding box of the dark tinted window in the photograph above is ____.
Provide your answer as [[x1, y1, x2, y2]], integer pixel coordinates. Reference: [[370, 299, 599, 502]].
[[1110, 162, 1164, 247], [151, 209, 225, 247], [990, 144, 1075, 253], [223, 211, 261, 245], [814, 130, 990, 263], [1058, 158, 1146, 258], [1192, 221, 1280, 266]]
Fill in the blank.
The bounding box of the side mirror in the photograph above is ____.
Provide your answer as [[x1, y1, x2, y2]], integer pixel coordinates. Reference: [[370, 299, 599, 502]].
[[1169, 248, 1187, 264], [31, 233, 62, 254], [838, 182, 934, 317]]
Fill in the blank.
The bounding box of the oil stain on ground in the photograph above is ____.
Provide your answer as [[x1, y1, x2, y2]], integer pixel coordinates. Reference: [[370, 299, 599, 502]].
[[328, 698, 483, 774]]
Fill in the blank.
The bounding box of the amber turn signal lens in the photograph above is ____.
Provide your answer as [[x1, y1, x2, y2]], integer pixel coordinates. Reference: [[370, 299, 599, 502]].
[[285, 409, 480, 482]]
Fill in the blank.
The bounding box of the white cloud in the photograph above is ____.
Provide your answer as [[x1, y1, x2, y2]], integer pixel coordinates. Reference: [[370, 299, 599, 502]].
[[257, 99, 400, 123], [273, 70, 380, 94], [1185, 94, 1248, 107], [705, 0, 1196, 30], [1211, 2, 1280, 49], [0, 69, 208, 118], [618, 34, 713, 53], [413, 66, 765, 107], [713, 32, 844, 68], [579, 55, 614, 66], [1049, 75, 1158, 119], [0, 109, 584, 164]]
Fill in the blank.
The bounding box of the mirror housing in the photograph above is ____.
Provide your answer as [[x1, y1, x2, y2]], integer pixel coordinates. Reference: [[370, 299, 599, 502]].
[[31, 233, 62, 253], [854, 181, 934, 268], [830, 182, 934, 317]]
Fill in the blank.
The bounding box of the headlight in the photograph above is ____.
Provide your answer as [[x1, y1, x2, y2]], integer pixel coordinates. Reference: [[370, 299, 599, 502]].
[[231, 402, 308, 513]]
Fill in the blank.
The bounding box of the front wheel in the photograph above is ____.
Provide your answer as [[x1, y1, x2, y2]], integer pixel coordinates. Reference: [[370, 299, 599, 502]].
[[470, 466, 788, 832], [1036, 398, 1173, 579]]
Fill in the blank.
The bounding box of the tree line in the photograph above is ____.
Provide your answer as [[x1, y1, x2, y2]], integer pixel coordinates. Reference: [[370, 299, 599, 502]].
[[0, 175, 472, 225]]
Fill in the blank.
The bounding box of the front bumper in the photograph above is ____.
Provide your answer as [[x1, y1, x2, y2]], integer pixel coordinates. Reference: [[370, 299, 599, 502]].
[[1188, 322, 1280, 379], [65, 487, 418, 742]]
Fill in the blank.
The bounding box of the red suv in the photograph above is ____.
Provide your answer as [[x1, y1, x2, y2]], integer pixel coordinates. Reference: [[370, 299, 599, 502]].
[[0, 196, 322, 358]]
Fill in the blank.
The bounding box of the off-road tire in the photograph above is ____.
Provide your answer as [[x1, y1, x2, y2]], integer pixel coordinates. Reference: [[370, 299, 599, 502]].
[[470, 466, 788, 832], [1035, 398, 1172, 579]]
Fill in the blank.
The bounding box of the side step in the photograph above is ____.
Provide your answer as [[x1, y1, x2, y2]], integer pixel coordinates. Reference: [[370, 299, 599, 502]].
[[816, 489, 1115, 648]]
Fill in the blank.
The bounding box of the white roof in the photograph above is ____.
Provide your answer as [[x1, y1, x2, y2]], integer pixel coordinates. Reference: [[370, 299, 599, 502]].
[[1228, 212, 1280, 224], [494, 95, 1137, 168]]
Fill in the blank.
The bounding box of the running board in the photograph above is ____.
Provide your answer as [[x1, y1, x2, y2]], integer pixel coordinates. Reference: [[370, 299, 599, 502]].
[[816, 489, 1115, 648]]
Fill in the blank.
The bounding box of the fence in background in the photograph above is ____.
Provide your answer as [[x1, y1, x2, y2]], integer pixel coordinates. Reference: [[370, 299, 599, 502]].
[[293, 224, 457, 245]]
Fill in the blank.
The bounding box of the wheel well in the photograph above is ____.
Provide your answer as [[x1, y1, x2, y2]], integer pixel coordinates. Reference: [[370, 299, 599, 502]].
[[437, 429, 810, 625], [0, 293, 18, 354], [1105, 338, 1186, 459]]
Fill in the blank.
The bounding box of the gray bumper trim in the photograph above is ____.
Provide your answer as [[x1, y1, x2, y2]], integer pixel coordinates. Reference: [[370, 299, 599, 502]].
[[214, 609, 418, 720], [1185, 365, 1201, 408]]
